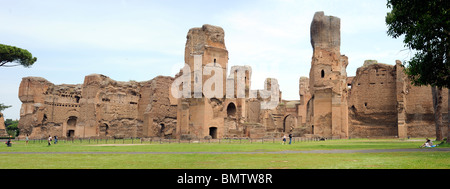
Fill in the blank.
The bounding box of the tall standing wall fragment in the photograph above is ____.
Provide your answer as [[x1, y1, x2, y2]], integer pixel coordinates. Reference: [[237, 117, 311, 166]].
[[309, 11, 349, 138]]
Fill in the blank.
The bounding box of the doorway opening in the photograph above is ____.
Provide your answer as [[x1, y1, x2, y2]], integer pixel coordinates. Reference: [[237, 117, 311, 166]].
[[283, 115, 294, 133], [159, 123, 165, 136], [100, 123, 109, 136], [67, 130, 75, 138], [66, 116, 77, 137], [209, 127, 217, 139]]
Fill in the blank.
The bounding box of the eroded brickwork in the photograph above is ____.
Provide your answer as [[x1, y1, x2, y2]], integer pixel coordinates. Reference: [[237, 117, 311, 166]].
[[17, 12, 447, 140]]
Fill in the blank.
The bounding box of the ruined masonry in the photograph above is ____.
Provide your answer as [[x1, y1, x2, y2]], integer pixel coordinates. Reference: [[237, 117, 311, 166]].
[[17, 12, 448, 140], [0, 113, 8, 137]]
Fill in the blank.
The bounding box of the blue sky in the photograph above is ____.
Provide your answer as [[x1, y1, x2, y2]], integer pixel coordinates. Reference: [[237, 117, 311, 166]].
[[0, 0, 408, 120]]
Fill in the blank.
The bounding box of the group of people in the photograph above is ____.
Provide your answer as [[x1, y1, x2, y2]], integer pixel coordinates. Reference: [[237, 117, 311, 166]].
[[47, 135, 58, 146], [282, 134, 293, 145], [280, 135, 441, 148], [3, 134, 445, 148], [420, 138, 439, 148], [4, 134, 59, 147]]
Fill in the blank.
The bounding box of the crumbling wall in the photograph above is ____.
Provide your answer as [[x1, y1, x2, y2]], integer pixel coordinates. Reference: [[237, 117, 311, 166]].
[[309, 11, 348, 138], [17, 74, 176, 139], [403, 77, 449, 138], [348, 61, 398, 137], [298, 77, 311, 126], [17, 77, 69, 138], [348, 60, 449, 138], [0, 113, 8, 137], [143, 76, 177, 138]]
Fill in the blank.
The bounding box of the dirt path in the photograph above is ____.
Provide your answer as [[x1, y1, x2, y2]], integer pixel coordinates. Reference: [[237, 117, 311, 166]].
[[1, 148, 449, 154]]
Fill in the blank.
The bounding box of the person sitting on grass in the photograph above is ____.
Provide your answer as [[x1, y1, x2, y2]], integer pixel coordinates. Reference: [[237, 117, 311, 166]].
[[420, 138, 439, 148], [5, 139, 12, 147]]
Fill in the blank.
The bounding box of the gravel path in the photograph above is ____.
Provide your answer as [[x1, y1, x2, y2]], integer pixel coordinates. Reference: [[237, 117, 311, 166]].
[[1, 148, 449, 154]]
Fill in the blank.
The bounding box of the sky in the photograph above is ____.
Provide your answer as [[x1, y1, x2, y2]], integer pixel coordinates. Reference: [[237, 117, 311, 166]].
[[0, 0, 409, 120]]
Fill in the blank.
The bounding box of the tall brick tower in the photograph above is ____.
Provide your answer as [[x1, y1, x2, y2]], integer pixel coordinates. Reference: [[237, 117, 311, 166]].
[[176, 24, 231, 139], [309, 11, 349, 138], [184, 24, 229, 96]]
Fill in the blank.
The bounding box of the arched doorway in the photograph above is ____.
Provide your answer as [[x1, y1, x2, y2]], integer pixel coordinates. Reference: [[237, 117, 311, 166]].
[[159, 123, 165, 136], [283, 115, 295, 133], [99, 123, 109, 136], [67, 116, 77, 137]]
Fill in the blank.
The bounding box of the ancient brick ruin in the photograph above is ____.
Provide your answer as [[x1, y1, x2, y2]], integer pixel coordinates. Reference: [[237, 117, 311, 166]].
[[18, 75, 176, 139], [347, 60, 449, 138], [17, 12, 448, 140], [0, 113, 8, 137]]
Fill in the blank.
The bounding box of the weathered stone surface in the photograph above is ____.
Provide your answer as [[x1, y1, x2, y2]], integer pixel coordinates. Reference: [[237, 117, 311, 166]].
[[17, 13, 447, 140], [348, 62, 398, 137], [186, 24, 226, 54], [310, 11, 340, 52], [0, 113, 8, 137], [17, 74, 176, 139], [308, 11, 349, 138], [176, 24, 294, 140], [347, 60, 448, 138], [298, 77, 311, 126]]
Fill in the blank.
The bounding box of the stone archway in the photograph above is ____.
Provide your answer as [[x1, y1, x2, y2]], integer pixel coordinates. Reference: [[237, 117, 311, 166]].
[[99, 123, 109, 137], [283, 114, 296, 133], [224, 102, 239, 137], [66, 116, 77, 137], [159, 123, 165, 136]]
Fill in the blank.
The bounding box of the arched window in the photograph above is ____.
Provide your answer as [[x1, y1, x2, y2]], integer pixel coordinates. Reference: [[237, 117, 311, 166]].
[[227, 103, 236, 117], [321, 70, 325, 78], [67, 116, 77, 127], [100, 123, 109, 136]]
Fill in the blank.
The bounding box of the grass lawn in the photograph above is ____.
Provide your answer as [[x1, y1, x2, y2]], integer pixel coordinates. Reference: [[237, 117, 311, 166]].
[[0, 138, 449, 169]]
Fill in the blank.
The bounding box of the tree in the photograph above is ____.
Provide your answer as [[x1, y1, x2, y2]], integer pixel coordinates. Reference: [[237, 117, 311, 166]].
[[0, 103, 11, 112], [0, 44, 37, 67], [386, 0, 449, 142], [0, 44, 36, 125], [5, 119, 19, 137]]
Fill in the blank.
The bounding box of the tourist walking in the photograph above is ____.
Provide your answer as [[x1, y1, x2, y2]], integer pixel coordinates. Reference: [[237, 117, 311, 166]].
[[282, 135, 287, 145], [54, 136, 58, 144], [26, 134, 29, 145], [48, 135, 52, 146]]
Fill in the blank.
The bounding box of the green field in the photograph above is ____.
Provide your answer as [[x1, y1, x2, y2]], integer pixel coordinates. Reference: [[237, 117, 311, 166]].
[[1, 138, 449, 169]]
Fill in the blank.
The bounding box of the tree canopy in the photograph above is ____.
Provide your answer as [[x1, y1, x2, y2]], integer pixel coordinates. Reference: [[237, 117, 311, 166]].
[[386, 0, 449, 88], [0, 43, 37, 68], [386, 0, 449, 141], [0, 103, 11, 112]]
